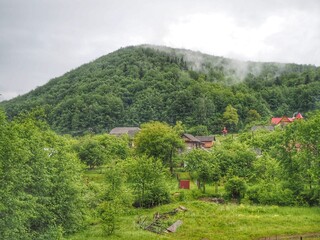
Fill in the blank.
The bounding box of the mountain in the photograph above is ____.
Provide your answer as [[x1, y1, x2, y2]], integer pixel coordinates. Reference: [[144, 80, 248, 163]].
[[1, 45, 320, 135]]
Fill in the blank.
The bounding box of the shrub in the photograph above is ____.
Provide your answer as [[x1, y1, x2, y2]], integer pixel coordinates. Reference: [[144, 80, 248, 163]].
[[225, 177, 247, 202]]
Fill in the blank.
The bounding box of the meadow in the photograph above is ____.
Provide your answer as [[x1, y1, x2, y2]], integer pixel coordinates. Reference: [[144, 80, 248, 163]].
[[69, 201, 320, 240], [68, 168, 320, 240]]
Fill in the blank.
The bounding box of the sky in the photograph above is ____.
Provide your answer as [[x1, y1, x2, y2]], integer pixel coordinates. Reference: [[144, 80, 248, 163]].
[[1, 0, 320, 101]]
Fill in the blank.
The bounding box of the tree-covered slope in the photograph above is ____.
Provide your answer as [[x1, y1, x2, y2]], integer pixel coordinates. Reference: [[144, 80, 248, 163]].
[[1, 45, 320, 135]]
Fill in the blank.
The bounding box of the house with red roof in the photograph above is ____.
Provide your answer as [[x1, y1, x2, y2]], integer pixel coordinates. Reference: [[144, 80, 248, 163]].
[[271, 112, 303, 126]]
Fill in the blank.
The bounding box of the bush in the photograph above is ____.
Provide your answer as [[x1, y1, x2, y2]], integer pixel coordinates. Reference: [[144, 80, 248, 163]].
[[225, 177, 247, 201], [97, 201, 120, 236], [246, 183, 295, 206], [126, 156, 170, 208], [133, 184, 170, 208]]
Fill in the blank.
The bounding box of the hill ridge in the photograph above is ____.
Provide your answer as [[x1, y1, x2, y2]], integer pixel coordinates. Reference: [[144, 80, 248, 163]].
[[1, 45, 320, 135]]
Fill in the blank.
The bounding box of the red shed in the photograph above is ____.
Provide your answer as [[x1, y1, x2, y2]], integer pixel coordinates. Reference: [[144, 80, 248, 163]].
[[179, 180, 190, 189]]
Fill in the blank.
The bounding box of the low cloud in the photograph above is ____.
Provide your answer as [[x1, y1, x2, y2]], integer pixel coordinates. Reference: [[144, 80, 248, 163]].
[[0, 0, 319, 101], [162, 9, 320, 66]]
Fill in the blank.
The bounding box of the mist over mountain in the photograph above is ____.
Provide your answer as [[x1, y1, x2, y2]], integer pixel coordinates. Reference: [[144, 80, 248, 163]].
[[1, 45, 320, 135]]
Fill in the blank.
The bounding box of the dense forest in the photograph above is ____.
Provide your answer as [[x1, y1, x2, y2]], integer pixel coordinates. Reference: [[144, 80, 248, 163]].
[[1, 45, 320, 135]]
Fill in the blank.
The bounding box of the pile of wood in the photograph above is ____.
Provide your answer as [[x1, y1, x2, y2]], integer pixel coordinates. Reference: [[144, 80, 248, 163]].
[[137, 206, 187, 234]]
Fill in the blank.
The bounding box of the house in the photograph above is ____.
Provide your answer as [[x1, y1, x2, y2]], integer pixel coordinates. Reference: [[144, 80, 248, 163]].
[[271, 112, 303, 126], [109, 127, 140, 137], [182, 134, 215, 149], [182, 133, 202, 150], [271, 116, 294, 126], [195, 136, 215, 148]]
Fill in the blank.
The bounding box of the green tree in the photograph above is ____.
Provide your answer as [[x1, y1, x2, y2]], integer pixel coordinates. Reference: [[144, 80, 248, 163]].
[[225, 176, 247, 202], [125, 156, 170, 208], [95, 134, 130, 161], [187, 125, 209, 136], [278, 112, 320, 205], [213, 140, 256, 179], [184, 149, 220, 193], [247, 154, 294, 205], [0, 110, 84, 239], [223, 104, 239, 132], [245, 109, 261, 124], [134, 121, 184, 174], [75, 135, 106, 169]]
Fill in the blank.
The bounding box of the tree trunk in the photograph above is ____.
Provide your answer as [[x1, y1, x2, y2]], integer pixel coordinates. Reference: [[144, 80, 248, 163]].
[[169, 148, 174, 175]]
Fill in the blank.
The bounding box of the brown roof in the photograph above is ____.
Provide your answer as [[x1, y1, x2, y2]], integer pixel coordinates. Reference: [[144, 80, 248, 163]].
[[183, 133, 201, 142], [195, 136, 215, 142], [110, 127, 140, 137]]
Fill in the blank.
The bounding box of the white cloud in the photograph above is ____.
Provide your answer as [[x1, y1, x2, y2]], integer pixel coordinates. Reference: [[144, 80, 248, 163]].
[[162, 13, 290, 62], [162, 7, 320, 66], [1, 0, 320, 101]]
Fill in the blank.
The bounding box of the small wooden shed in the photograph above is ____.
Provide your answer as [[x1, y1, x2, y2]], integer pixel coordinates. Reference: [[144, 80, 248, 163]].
[[179, 180, 190, 189]]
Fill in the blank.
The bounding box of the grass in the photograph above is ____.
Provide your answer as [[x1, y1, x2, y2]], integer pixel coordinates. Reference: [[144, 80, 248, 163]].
[[68, 167, 320, 240], [68, 201, 320, 240]]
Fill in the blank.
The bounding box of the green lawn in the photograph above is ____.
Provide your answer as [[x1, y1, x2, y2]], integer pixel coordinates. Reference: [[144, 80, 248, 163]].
[[68, 202, 320, 240]]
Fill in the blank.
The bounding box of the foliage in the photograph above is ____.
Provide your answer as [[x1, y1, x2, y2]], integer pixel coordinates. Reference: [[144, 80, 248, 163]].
[[2, 46, 320, 135], [245, 109, 261, 124], [125, 156, 170, 208], [97, 200, 124, 236], [0, 110, 84, 239], [184, 149, 220, 193], [276, 112, 320, 205], [187, 125, 209, 136], [212, 139, 256, 179], [223, 104, 239, 132], [134, 121, 184, 174], [74, 133, 130, 168], [225, 176, 247, 201], [68, 202, 320, 240], [75, 136, 107, 168]]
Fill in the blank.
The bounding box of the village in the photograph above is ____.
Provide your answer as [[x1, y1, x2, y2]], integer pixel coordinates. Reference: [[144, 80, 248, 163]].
[[108, 112, 304, 191]]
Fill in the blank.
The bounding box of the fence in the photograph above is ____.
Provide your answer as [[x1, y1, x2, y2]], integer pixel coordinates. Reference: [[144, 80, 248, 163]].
[[259, 233, 320, 240]]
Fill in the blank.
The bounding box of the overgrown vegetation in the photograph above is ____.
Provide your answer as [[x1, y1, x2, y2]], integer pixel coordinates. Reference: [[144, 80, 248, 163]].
[[1, 45, 320, 239], [0, 110, 84, 240], [1, 108, 320, 239]]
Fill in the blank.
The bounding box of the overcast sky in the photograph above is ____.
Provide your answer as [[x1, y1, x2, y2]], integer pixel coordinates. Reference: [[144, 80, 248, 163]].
[[1, 0, 320, 101]]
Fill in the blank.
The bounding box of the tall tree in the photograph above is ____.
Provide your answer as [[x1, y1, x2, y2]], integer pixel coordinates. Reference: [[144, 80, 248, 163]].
[[184, 149, 220, 193], [134, 121, 184, 174], [125, 156, 169, 208], [0, 110, 84, 239], [223, 104, 239, 132]]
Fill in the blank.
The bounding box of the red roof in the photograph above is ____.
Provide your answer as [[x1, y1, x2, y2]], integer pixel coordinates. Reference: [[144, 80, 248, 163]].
[[271, 116, 294, 125], [271, 117, 282, 125], [295, 113, 303, 119]]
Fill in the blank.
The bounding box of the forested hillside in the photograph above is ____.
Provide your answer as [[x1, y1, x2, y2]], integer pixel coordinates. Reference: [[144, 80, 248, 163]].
[[1, 45, 320, 135]]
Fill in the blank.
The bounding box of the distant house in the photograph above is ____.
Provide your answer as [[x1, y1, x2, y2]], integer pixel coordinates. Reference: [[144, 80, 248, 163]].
[[182, 134, 215, 150], [271, 112, 303, 126], [109, 127, 140, 137], [195, 136, 215, 148], [182, 133, 202, 150]]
